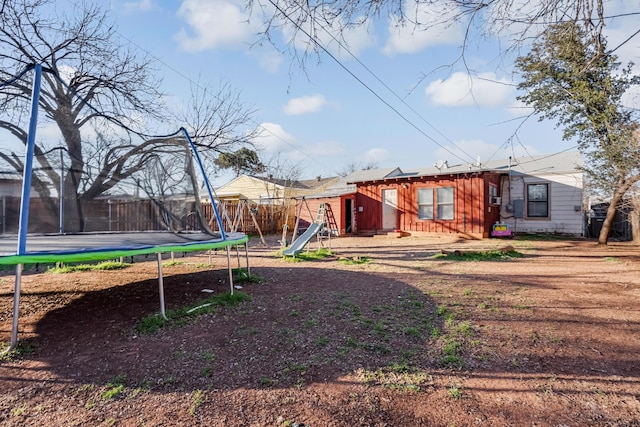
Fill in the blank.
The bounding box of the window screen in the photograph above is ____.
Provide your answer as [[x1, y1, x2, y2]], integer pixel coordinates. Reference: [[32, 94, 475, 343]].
[[417, 188, 433, 220], [437, 187, 454, 220], [527, 183, 549, 217]]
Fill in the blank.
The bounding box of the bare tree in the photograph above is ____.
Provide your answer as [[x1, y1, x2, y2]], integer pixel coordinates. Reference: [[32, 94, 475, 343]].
[[252, 0, 630, 68], [337, 160, 378, 177], [0, 1, 257, 231]]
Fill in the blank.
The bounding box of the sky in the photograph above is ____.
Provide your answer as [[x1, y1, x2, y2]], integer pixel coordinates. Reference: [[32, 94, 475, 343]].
[[72, 1, 640, 185]]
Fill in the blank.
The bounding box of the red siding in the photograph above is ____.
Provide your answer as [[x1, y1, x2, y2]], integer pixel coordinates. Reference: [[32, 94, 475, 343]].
[[296, 195, 355, 236], [354, 172, 499, 238]]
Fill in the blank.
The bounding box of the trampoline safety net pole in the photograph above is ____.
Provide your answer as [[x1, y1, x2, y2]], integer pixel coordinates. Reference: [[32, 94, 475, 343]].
[[226, 246, 234, 295], [157, 253, 168, 320], [5, 64, 43, 353], [244, 243, 251, 276]]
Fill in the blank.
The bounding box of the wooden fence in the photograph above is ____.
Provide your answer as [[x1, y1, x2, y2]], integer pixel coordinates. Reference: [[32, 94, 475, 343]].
[[0, 196, 296, 236]]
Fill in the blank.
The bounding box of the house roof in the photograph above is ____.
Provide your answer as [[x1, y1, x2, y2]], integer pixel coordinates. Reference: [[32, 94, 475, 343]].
[[303, 167, 405, 199], [347, 151, 582, 184], [245, 174, 339, 190], [0, 171, 23, 181]]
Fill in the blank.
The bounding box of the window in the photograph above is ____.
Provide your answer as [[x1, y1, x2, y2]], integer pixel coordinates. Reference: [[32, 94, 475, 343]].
[[527, 183, 549, 217], [489, 184, 501, 204], [259, 194, 271, 205], [437, 187, 454, 220], [417, 188, 433, 220]]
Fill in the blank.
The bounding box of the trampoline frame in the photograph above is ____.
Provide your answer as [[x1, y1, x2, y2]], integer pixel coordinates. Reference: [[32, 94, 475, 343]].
[[1, 64, 251, 353]]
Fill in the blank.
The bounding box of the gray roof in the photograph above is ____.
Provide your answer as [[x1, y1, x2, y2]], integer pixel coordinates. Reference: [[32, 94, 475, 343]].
[[0, 171, 23, 181], [346, 151, 582, 183], [247, 174, 339, 190]]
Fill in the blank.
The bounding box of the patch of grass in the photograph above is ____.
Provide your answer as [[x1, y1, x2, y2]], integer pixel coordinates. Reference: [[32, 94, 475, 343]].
[[435, 249, 524, 261], [448, 384, 463, 399], [135, 291, 251, 334], [0, 341, 34, 361], [47, 260, 131, 273], [12, 406, 26, 416], [338, 256, 372, 265], [102, 375, 126, 400], [356, 365, 431, 392], [200, 351, 216, 362], [281, 247, 335, 262], [259, 376, 276, 387], [436, 305, 448, 316], [316, 336, 329, 347], [454, 321, 474, 336], [515, 233, 575, 241], [514, 303, 531, 310], [233, 268, 262, 283], [403, 327, 421, 337], [188, 389, 205, 416], [162, 260, 185, 267], [200, 366, 212, 378]]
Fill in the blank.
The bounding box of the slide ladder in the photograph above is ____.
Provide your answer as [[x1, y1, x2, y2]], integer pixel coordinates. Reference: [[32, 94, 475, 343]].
[[282, 204, 327, 256]]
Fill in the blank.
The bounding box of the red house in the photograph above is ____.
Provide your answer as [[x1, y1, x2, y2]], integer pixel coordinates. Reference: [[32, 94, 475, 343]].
[[351, 167, 501, 238], [296, 151, 584, 239]]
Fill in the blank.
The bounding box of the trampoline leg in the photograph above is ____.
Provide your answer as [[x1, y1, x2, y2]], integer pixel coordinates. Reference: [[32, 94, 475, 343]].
[[2, 264, 23, 354], [244, 243, 251, 276], [235, 245, 241, 269], [226, 246, 234, 295], [156, 253, 168, 320]]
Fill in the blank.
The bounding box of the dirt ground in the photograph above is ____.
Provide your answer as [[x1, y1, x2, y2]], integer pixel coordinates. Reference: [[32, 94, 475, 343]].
[[1, 233, 639, 426]]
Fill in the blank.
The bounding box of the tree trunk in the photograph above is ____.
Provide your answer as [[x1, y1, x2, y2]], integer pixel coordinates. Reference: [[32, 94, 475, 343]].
[[631, 197, 640, 244], [598, 202, 617, 245], [598, 183, 629, 245]]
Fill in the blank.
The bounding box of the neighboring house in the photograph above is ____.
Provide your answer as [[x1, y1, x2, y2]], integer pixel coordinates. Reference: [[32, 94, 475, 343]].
[[215, 174, 340, 205], [342, 151, 583, 238], [0, 171, 25, 197], [295, 168, 403, 236]]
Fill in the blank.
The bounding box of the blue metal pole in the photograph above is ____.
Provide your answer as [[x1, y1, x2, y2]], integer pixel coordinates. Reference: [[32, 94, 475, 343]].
[[5, 64, 43, 353], [181, 128, 227, 240], [17, 64, 42, 255]]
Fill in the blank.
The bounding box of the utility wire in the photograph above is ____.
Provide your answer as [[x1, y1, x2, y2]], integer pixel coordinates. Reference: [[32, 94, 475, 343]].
[[266, 0, 476, 165], [295, 0, 477, 164]]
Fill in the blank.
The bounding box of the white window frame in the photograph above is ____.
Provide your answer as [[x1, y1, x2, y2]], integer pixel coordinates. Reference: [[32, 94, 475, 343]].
[[417, 188, 434, 220]]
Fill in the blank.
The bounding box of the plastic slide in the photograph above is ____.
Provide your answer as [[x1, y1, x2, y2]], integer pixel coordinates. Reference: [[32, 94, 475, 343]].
[[282, 223, 322, 256]]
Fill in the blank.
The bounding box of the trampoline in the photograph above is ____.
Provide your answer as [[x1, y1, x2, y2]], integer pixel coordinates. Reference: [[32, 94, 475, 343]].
[[0, 64, 251, 352]]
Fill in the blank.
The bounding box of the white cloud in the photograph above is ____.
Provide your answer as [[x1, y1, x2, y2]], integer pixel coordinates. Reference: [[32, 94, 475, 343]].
[[363, 148, 390, 163], [383, 1, 464, 55], [175, 0, 258, 51], [124, 0, 154, 13], [254, 122, 294, 153], [305, 140, 348, 158], [253, 48, 284, 74], [425, 72, 515, 107], [283, 94, 327, 115], [282, 14, 376, 58]]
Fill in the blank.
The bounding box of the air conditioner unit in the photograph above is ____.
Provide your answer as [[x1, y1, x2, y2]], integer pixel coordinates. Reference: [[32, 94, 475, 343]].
[[491, 196, 502, 205]]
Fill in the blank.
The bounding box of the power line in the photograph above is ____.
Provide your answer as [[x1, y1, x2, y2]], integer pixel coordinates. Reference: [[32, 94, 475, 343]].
[[265, 0, 477, 165], [297, 1, 478, 164]]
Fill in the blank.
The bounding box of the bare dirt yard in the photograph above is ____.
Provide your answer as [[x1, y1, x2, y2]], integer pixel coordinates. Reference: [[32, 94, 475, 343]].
[[1, 234, 639, 426]]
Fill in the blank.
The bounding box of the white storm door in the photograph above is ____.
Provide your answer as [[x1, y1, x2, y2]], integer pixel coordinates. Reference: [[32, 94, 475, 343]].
[[382, 189, 397, 230]]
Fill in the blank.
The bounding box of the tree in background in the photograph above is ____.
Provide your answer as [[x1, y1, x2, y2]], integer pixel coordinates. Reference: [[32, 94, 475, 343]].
[[515, 22, 640, 244], [215, 147, 265, 177], [337, 160, 378, 177], [0, 0, 256, 231], [255, 0, 623, 69]]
